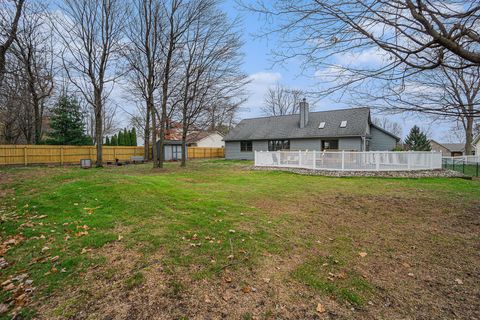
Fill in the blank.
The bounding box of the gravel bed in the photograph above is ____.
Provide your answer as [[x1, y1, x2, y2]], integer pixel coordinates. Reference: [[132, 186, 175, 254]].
[[251, 166, 467, 178]]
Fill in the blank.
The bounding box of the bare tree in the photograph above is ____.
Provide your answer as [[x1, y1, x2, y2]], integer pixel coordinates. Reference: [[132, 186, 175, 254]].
[[372, 117, 403, 138], [262, 83, 305, 116], [124, 0, 165, 162], [374, 64, 480, 154], [56, 0, 127, 166], [175, 3, 247, 166], [243, 1, 480, 71], [13, 3, 54, 144], [0, 0, 25, 87]]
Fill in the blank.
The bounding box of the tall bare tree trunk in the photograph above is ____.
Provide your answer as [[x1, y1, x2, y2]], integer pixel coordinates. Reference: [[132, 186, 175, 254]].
[[94, 89, 103, 166], [181, 111, 187, 167], [144, 101, 151, 161], [465, 113, 474, 155], [150, 101, 157, 167]]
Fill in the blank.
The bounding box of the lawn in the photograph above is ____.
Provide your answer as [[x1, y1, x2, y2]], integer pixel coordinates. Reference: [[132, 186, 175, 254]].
[[1, 160, 479, 319]]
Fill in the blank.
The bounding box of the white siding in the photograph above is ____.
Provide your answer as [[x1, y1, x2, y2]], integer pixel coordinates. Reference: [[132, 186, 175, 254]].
[[196, 133, 225, 148]]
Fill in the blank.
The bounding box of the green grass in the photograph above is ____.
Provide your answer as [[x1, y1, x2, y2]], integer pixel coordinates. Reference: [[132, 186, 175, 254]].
[[1, 160, 479, 318]]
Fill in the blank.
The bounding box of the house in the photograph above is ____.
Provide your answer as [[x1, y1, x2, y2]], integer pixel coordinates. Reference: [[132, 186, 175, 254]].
[[223, 101, 400, 160], [429, 140, 465, 157], [155, 140, 186, 161], [186, 131, 224, 148], [162, 120, 224, 148]]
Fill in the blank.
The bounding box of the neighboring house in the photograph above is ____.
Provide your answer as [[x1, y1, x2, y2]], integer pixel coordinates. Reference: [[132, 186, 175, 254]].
[[187, 131, 224, 148], [161, 120, 224, 148], [429, 140, 465, 157], [223, 101, 400, 160], [155, 140, 186, 161]]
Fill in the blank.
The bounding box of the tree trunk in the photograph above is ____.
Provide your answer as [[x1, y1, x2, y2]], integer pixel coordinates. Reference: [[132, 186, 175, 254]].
[[33, 100, 42, 144], [144, 100, 151, 161], [150, 101, 158, 168], [181, 116, 187, 167], [465, 114, 474, 155], [94, 88, 103, 167]]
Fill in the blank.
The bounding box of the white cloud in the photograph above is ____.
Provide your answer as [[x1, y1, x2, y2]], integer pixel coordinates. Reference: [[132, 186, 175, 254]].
[[334, 47, 388, 67], [241, 71, 282, 117]]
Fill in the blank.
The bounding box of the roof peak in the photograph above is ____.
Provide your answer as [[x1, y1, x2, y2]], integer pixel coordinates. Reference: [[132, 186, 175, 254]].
[[239, 107, 370, 122]]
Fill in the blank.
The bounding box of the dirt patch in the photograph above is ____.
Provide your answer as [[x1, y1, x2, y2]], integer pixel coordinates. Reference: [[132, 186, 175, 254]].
[[255, 192, 480, 319]]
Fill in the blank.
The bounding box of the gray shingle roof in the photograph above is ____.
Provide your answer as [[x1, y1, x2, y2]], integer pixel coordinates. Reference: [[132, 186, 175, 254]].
[[224, 107, 372, 141], [441, 143, 465, 152]]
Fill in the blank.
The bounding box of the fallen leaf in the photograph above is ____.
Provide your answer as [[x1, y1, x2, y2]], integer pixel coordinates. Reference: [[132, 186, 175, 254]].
[[3, 283, 15, 291], [316, 303, 326, 313], [263, 278, 270, 283], [455, 278, 463, 285], [50, 256, 59, 262], [81, 248, 92, 254], [227, 254, 234, 260], [228, 229, 236, 233], [0, 303, 8, 314], [118, 235, 123, 241], [75, 231, 88, 237], [407, 273, 415, 277], [242, 286, 251, 293], [1, 280, 11, 286], [359, 252, 368, 257], [51, 267, 58, 273], [41, 246, 49, 252]]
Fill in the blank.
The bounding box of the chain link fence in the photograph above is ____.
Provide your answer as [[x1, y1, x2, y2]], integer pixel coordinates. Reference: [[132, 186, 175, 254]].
[[442, 156, 480, 177]]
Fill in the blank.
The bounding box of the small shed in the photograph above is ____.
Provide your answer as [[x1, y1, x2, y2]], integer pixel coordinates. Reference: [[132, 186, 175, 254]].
[[155, 140, 186, 161]]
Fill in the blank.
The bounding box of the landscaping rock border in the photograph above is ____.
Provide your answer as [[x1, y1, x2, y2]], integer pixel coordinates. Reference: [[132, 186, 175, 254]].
[[251, 166, 466, 178]]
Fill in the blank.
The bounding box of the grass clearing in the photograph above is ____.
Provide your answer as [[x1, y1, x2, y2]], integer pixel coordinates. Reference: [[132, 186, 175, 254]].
[[0, 160, 479, 319]]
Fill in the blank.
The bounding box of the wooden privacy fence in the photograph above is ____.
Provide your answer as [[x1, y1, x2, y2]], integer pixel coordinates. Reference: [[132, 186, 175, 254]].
[[188, 147, 224, 159], [0, 145, 145, 166]]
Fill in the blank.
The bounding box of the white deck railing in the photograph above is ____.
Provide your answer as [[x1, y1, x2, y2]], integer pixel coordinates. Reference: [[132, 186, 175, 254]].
[[255, 150, 442, 171]]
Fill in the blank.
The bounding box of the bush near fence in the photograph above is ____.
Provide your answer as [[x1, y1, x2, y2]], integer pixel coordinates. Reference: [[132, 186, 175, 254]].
[[187, 147, 224, 159], [0, 145, 145, 166]]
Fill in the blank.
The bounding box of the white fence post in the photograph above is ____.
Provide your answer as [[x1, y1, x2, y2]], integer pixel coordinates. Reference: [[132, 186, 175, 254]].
[[313, 151, 316, 170], [254, 151, 257, 166], [375, 153, 380, 171], [298, 150, 302, 168], [341, 150, 345, 171], [407, 151, 411, 170]]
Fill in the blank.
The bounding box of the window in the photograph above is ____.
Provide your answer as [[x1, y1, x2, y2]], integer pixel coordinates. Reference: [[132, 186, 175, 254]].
[[318, 122, 326, 129], [268, 140, 290, 151], [340, 121, 347, 128], [322, 140, 339, 150], [240, 141, 252, 152]]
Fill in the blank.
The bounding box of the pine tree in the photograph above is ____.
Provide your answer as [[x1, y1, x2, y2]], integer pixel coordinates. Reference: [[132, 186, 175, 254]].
[[131, 127, 137, 146], [46, 95, 93, 145], [123, 128, 130, 146], [111, 134, 118, 146], [118, 131, 124, 146], [404, 125, 431, 151]]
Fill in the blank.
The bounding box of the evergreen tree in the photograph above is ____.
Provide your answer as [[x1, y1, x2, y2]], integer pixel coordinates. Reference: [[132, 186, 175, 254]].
[[105, 136, 110, 146], [131, 127, 137, 146], [111, 134, 118, 146], [123, 128, 130, 146], [118, 130, 125, 146], [404, 125, 431, 151], [46, 95, 93, 145]]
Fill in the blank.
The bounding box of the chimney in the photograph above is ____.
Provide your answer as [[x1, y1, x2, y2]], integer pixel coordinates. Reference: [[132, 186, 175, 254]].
[[299, 98, 309, 128]]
